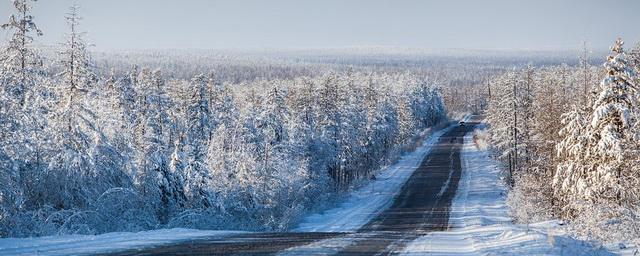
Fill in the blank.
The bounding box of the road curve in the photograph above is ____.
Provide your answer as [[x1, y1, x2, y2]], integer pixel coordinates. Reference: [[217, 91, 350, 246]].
[[105, 121, 477, 256]]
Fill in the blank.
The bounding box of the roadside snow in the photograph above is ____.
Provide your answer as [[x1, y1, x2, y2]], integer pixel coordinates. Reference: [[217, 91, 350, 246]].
[[0, 229, 244, 256], [277, 233, 377, 256], [401, 128, 618, 255], [294, 125, 454, 232]]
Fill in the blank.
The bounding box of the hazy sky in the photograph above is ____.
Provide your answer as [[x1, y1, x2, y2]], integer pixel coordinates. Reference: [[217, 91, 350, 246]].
[[1, 0, 639, 51]]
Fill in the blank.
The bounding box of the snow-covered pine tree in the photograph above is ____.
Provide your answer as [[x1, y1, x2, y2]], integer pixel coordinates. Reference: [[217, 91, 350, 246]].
[[0, 0, 42, 235], [52, 4, 95, 140], [373, 81, 400, 168], [288, 78, 319, 172], [42, 6, 130, 216], [259, 84, 290, 177], [553, 107, 588, 214], [396, 92, 415, 145], [211, 78, 238, 134], [0, 0, 43, 109], [187, 74, 211, 156], [339, 70, 366, 180], [630, 43, 640, 86], [43, 4, 101, 209], [630, 42, 640, 70], [518, 65, 536, 170], [0, 0, 46, 183], [100, 70, 134, 165], [583, 38, 638, 204], [487, 71, 519, 162], [58, 5, 94, 102], [531, 68, 565, 175], [579, 41, 595, 107], [285, 77, 330, 208], [102, 69, 123, 130], [182, 74, 214, 209], [134, 69, 184, 224], [317, 73, 343, 186], [362, 75, 381, 174]]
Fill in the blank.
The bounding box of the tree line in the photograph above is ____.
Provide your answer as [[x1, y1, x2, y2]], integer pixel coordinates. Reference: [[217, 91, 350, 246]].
[[487, 38, 640, 241]]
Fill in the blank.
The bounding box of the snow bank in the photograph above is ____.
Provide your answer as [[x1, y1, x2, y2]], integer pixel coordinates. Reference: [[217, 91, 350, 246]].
[[0, 229, 244, 256], [294, 125, 454, 232], [401, 130, 617, 255]]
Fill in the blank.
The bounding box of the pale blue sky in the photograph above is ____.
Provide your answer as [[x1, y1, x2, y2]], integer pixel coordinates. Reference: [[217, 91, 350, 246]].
[[1, 0, 639, 50]]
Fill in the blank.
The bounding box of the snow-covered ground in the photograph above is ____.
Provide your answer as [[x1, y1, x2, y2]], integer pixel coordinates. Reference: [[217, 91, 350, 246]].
[[401, 127, 632, 255], [294, 125, 454, 232], [0, 229, 245, 256]]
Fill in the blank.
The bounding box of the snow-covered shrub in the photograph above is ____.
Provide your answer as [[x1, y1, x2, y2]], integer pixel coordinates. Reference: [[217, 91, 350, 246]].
[[57, 210, 102, 235], [0, 155, 21, 237], [8, 206, 56, 237], [93, 188, 158, 233], [40, 209, 78, 236], [569, 199, 640, 242], [166, 209, 227, 230], [472, 128, 490, 151], [507, 171, 554, 223]]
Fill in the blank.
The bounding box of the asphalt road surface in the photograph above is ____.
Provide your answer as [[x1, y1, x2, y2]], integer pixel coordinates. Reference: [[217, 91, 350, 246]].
[[107, 121, 477, 256]]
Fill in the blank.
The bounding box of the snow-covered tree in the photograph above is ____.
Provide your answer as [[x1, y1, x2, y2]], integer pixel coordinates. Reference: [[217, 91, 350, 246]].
[[181, 75, 212, 206], [630, 43, 640, 87], [0, 0, 43, 108], [58, 5, 94, 100], [489, 67, 566, 221], [487, 71, 520, 163], [317, 74, 343, 186], [51, 4, 95, 143], [0, 0, 45, 180], [582, 38, 638, 204], [548, 39, 640, 241], [40, 4, 101, 210], [630, 42, 640, 71], [0, 1, 45, 237], [133, 69, 184, 224], [553, 107, 588, 214], [578, 41, 596, 107]]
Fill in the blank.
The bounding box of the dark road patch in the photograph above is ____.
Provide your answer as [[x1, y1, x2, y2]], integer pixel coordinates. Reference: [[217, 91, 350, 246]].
[[104, 232, 346, 256], [335, 122, 473, 255]]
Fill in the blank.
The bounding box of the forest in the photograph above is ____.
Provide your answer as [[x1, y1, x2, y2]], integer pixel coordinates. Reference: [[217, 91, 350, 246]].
[[488, 39, 640, 241], [0, 1, 452, 237]]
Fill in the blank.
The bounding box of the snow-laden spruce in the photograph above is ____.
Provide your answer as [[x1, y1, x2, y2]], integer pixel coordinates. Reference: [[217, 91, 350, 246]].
[[557, 38, 638, 203], [554, 107, 588, 211], [553, 38, 640, 241]]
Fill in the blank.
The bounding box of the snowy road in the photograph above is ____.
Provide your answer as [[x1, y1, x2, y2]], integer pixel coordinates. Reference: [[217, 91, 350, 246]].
[[105, 121, 475, 255]]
